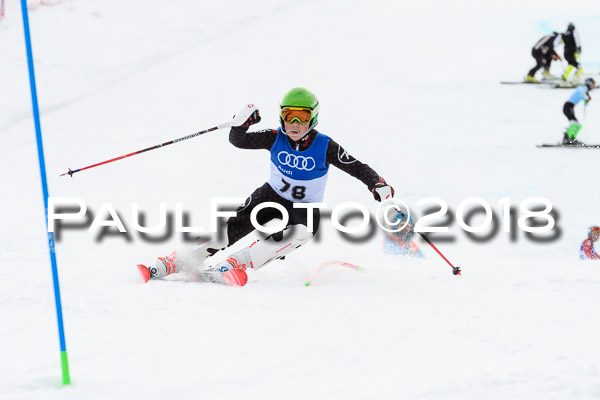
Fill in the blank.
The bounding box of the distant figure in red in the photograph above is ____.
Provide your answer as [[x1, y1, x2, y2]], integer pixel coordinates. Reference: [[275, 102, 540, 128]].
[[580, 226, 600, 260]]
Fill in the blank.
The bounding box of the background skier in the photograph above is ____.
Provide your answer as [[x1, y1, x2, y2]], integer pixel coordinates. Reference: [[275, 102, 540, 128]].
[[562, 23, 582, 83], [562, 78, 595, 145], [580, 227, 600, 260], [526, 32, 562, 83], [383, 212, 424, 258]]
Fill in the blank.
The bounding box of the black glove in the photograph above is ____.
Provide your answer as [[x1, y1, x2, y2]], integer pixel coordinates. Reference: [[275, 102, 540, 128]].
[[372, 180, 395, 202]]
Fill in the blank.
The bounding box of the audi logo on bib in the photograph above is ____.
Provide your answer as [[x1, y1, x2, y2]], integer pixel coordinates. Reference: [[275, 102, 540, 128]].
[[277, 151, 316, 171]]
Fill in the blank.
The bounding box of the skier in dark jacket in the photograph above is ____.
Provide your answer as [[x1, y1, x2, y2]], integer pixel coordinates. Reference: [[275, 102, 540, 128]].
[[526, 32, 562, 83], [138, 88, 397, 286], [562, 23, 582, 82]]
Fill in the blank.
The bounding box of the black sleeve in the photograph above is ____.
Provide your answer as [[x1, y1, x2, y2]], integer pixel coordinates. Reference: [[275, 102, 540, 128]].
[[229, 126, 278, 150], [325, 138, 384, 191]]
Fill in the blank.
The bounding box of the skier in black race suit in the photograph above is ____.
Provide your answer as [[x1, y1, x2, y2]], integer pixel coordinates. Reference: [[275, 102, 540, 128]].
[[526, 32, 562, 83], [138, 87, 398, 286]]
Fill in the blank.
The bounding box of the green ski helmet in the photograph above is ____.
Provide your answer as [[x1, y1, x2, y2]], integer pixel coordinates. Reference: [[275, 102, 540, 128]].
[[279, 87, 320, 133]]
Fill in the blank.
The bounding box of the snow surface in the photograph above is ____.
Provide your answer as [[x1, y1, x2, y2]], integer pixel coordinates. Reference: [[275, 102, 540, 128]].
[[2, 0, 600, 399]]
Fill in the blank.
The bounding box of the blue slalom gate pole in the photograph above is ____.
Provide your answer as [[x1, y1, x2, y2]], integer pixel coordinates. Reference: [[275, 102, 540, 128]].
[[20, 0, 71, 385]]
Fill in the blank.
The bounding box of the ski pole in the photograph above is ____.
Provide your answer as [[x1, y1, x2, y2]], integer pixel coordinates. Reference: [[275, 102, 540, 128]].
[[395, 209, 461, 275], [417, 232, 461, 275], [60, 121, 235, 177], [583, 101, 587, 143], [559, 57, 566, 78]]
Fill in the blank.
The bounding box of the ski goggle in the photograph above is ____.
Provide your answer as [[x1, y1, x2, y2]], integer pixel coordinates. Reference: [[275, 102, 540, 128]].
[[281, 107, 313, 125]]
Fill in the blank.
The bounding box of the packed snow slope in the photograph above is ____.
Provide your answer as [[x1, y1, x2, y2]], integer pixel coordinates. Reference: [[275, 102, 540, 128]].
[[1, 0, 600, 399]]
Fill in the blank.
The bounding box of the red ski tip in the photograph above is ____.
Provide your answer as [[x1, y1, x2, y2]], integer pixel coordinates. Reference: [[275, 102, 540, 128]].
[[137, 264, 151, 283]]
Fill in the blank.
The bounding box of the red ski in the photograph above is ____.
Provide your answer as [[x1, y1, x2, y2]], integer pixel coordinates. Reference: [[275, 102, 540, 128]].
[[137, 264, 151, 283]]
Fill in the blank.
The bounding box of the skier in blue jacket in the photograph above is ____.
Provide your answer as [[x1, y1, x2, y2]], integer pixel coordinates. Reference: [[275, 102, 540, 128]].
[[383, 212, 424, 258], [562, 78, 595, 145]]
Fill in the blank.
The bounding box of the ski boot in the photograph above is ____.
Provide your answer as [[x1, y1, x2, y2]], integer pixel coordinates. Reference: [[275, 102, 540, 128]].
[[200, 253, 249, 286], [137, 236, 228, 283], [563, 133, 584, 146], [525, 75, 538, 83], [563, 122, 583, 145], [542, 70, 556, 80], [137, 251, 180, 283], [562, 65, 580, 82]]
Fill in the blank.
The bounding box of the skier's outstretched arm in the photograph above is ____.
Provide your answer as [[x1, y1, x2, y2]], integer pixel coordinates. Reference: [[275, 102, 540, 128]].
[[325, 139, 394, 201]]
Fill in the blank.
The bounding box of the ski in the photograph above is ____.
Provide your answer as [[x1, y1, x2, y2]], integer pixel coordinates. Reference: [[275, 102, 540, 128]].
[[552, 81, 578, 89], [137, 264, 151, 283], [136, 263, 246, 286], [305, 260, 364, 286], [500, 80, 556, 86], [537, 143, 600, 149], [501, 81, 542, 85]]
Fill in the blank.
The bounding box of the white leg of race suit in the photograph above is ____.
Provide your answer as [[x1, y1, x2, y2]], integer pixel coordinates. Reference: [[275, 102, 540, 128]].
[[202, 225, 314, 285], [242, 224, 314, 270], [179, 235, 229, 266]]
